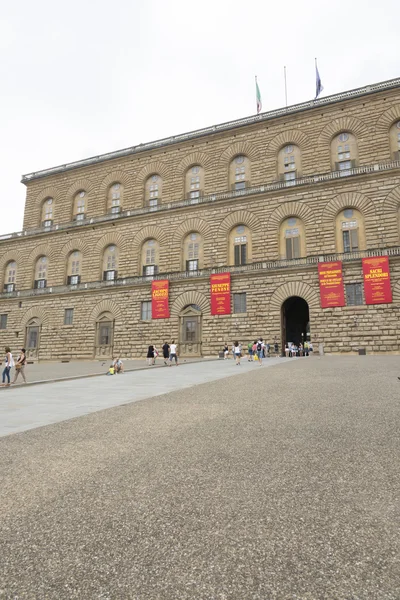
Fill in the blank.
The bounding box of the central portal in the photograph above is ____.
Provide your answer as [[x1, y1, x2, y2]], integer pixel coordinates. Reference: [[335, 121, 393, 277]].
[[179, 304, 202, 356], [281, 296, 310, 349]]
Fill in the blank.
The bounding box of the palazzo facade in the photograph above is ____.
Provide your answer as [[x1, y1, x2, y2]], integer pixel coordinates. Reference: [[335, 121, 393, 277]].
[[1, 78, 400, 360]]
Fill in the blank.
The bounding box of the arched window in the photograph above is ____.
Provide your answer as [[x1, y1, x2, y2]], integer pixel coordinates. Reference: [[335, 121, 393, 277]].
[[278, 145, 302, 182], [228, 225, 252, 266], [335, 208, 366, 253], [183, 232, 203, 271], [389, 121, 400, 160], [145, 175, 162, 209], [95, 312, 114, 358], [73, 191, 87, 221], [41, 198, 54, 227], [279, 217, 306, 259], [102, 245, 119, 281], [141, 239, 159, 275], [67, 251, 82, 285], [34, 256, 48, 289], [185, 166, 204, 202], [4, 261, 16, 292], [331, 132, 358, 171], [229, 155, 250, 191], [107, 183, 123, 214]]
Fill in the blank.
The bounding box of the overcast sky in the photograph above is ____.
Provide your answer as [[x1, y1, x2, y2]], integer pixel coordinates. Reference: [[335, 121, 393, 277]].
[[0, 0, 398, 235]]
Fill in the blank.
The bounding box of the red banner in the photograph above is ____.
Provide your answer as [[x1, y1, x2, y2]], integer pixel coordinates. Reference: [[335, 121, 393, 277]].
[[318, 261, 345, 308], [362, 256, 392, 305], [210, 273, 231, 315], [151, 280, 170, 319]]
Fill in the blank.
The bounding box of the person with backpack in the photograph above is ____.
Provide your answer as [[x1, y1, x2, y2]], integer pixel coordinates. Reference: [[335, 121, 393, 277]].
[[11, 348, 27, 384], [256, 338, 264, 365], [162, 341, 170, 365]]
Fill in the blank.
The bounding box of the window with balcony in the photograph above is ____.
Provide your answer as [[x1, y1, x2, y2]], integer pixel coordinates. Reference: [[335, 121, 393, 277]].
[[229, 225, 252, 266], [389, 121, 400, 161], [34, 256, 48, 289], [279, 217, 306, 259], [185, 165, 204, 203], [41, 198, 54, 227], [183, 232, 202, 271], [73, 191, 87, 221], [67, 251, 82, 285], [145, 175, 162, 210], [331, 132, 358, 172], [278, 144, 302, 182], [336, 209, 365, 253], [107, 183, 123, 214], [102, 245, 119, 281], [4, 261, 16, 292], [142, 239, 159, 276], [229, 155, 250, 191]]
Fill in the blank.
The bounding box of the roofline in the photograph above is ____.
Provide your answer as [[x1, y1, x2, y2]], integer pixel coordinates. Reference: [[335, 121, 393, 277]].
[[22, 77, 400, 183]]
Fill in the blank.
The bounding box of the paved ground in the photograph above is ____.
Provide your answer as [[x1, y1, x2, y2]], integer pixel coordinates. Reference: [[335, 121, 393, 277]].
[[0, 356, 399, 599], [4, 355, 212, 386], [0, 357, 284, 437]]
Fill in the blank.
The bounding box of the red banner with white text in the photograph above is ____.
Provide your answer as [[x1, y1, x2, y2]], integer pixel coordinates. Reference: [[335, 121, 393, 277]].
[[151, 280, 170, 319], [362, 256, 392, 305], [318, 261, 345, 308], [210, 273, 231, 315]]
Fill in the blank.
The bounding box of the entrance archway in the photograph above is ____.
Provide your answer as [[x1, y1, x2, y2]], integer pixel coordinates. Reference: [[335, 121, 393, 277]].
[[281, 296, 310, 349], [179, 304, 202, 356]]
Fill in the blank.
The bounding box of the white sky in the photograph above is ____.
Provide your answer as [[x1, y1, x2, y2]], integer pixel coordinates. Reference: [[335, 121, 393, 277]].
[[0, 0, 398, 235]]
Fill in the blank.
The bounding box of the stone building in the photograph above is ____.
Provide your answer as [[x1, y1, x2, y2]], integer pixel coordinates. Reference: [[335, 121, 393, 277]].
[[1, 77, 400, 360]]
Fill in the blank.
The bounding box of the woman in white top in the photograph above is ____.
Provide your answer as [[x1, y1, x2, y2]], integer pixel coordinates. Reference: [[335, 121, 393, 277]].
[[1, 346, 14, 387], [234, 341, 241, 365]]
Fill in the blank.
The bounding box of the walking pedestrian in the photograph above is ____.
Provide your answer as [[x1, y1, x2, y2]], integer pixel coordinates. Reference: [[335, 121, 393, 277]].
[[147, 344, 155, 366], [169, 340, 178, 366], [223, 343, 229, 359], [162, 341, 170, 365], [1, 346, 14, 387], [256, 338, 264, 364], [12, 348, 27, 384], [247, 341, 253, 361], [234, 341, 241, 365]]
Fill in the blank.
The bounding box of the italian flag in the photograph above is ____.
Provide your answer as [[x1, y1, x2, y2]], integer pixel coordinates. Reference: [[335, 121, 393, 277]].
[[256, 77, 262, 114]]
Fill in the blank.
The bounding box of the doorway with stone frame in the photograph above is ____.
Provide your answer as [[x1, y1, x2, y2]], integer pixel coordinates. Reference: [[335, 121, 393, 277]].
[[179, 304, 202, 357]]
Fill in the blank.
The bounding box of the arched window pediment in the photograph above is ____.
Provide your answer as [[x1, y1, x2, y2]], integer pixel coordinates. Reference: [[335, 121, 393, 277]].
[[277, 144, 302, 182], [145, 175, 162, 209], [107, 182, 123, 214], [331, 132, 358, 172], [229, 155, 251, 191], [335, 208, 365, 253]]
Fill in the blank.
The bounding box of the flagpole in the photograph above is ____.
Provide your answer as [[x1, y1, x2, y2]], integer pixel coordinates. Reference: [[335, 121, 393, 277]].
[[284, 66, 288, 107], [255, 75, 258, 114]]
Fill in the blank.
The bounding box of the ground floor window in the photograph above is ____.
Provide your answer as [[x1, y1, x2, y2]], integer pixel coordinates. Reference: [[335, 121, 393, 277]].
[[346, 283, 363, 306], [233, 293, 246, 313], [141, 301, 152, 320]]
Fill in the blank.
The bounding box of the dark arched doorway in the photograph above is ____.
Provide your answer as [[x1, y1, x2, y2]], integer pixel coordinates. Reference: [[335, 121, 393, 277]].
[[179, 304, 202, 356], [281, 296, 310, 349]]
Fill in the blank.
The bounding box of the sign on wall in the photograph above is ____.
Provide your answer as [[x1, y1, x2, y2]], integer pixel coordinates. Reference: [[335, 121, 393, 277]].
[[318, 261, 345, 308], [151, 280, 170, 319], [210, 273, 231, 315], [362, 256, 392, 305]]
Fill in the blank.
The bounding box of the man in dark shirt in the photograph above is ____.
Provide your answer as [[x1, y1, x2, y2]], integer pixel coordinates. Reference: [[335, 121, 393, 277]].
[[162, 342, 170, 365]]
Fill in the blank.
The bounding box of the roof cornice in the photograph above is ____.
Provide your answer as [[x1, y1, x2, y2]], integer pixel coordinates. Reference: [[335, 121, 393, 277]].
[[21, 77, 400, 183]]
